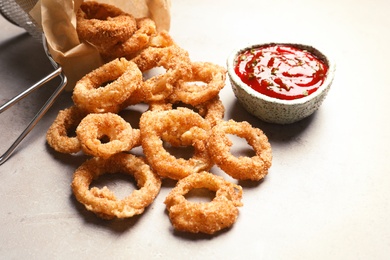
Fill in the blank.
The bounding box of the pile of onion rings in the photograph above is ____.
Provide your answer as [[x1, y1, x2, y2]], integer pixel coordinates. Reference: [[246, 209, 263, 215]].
[[46, 1, 272, 235], [76, 1, 174, 62], [76, 1, 138, 50]]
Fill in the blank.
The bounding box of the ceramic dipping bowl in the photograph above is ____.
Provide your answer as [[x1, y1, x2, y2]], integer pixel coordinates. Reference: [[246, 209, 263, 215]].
[[227, 42, 336, 124]]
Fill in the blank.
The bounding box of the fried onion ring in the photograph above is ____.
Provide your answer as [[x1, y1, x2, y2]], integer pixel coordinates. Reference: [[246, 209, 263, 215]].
[[100, 17, 157, 61], [150, 96, 225, 128], [72, 58, 142, 113], [207, 120, 272, 181], [72, 153, 162, 219], [76, 113, 138, 159], [195, 96, 225, 127], [76, 1, 137, 48], [123, 45, 192, 106], [168, 62, 227, 106], [164, 171, 243, 234], [149, 30, 176, 48], [46, 106, 88, 154], [140, 107, 212, 180]]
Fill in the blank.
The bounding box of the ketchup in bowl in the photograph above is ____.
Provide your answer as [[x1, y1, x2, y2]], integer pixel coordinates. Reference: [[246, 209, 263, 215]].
[[234, 44, 328, 100]]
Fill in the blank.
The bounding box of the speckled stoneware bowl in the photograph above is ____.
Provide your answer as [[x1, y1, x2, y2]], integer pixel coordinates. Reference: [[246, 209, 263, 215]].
[[227, 42, 336, 124]]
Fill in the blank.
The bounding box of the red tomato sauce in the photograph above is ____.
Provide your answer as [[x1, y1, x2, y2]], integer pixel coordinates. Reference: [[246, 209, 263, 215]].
[[234, 44, 328, 100]]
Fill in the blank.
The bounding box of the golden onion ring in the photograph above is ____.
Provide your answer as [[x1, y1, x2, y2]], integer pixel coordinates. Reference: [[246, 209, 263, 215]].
[[207, 119, 272, 181], [76, 1, 137, 48], [72, 153, 161, 219], [76, 113, 138, 159], [168, 61, 227, 106], [72, 58, 142, 113], [164, 171, 243, 234], [140, 107, 212, 180], [46, 106, 87, 154]]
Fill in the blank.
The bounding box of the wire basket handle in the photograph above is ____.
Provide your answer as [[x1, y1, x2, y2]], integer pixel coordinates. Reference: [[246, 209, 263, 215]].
[[0, 37, 68, 165]]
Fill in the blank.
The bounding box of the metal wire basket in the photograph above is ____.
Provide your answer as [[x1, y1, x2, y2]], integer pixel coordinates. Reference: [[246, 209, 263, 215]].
[[0, 0, 68, 165]]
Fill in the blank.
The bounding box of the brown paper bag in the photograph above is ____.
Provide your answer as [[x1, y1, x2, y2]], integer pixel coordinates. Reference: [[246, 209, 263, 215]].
[[29, 0, 171, 91]]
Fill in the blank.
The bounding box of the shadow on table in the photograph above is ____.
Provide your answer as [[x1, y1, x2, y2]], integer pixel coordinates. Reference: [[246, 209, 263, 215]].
[[226, 98, 316, 144], [0, 32, 55, 88], [70, 194, 144, 233]]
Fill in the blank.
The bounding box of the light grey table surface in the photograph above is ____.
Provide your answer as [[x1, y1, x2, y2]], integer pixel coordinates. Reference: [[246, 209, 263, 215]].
[[1, 0, 389, 259]]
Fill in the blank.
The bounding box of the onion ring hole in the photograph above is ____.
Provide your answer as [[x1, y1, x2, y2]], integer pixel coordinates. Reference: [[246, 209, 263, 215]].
[[227, 134, 256, 158], [142, 66, 167, 81], [91, 172, 138, 200], [118, 103, 150, 129], [162, 141, 194, 160], [171, 102, 200, 114], [184, 187, 216, 203]]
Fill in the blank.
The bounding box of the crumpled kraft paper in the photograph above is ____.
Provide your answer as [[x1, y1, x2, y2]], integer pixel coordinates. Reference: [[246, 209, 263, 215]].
[[29, 0, 171, 91]]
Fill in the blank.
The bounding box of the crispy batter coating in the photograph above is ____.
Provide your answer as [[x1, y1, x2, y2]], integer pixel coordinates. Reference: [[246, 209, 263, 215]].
[[46, 4, 274, 231], [122, 45, 192, 107], [76, 1, 137, 48], [165, 171, 243, 234], [72, 58, 142, 113], [76, 113, 138, 159], [76, 1, 176, 63], [151, 95, 225, 128], [207, 120, 272, 181], [140, 107, 213, 180], [168, 61, 227, 106], [46, 106, 88, 154], [149, 30, 176, 48], [72, 153, 162, 219], [100, 17, 158, 61], [196, 96, 225, 127]]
